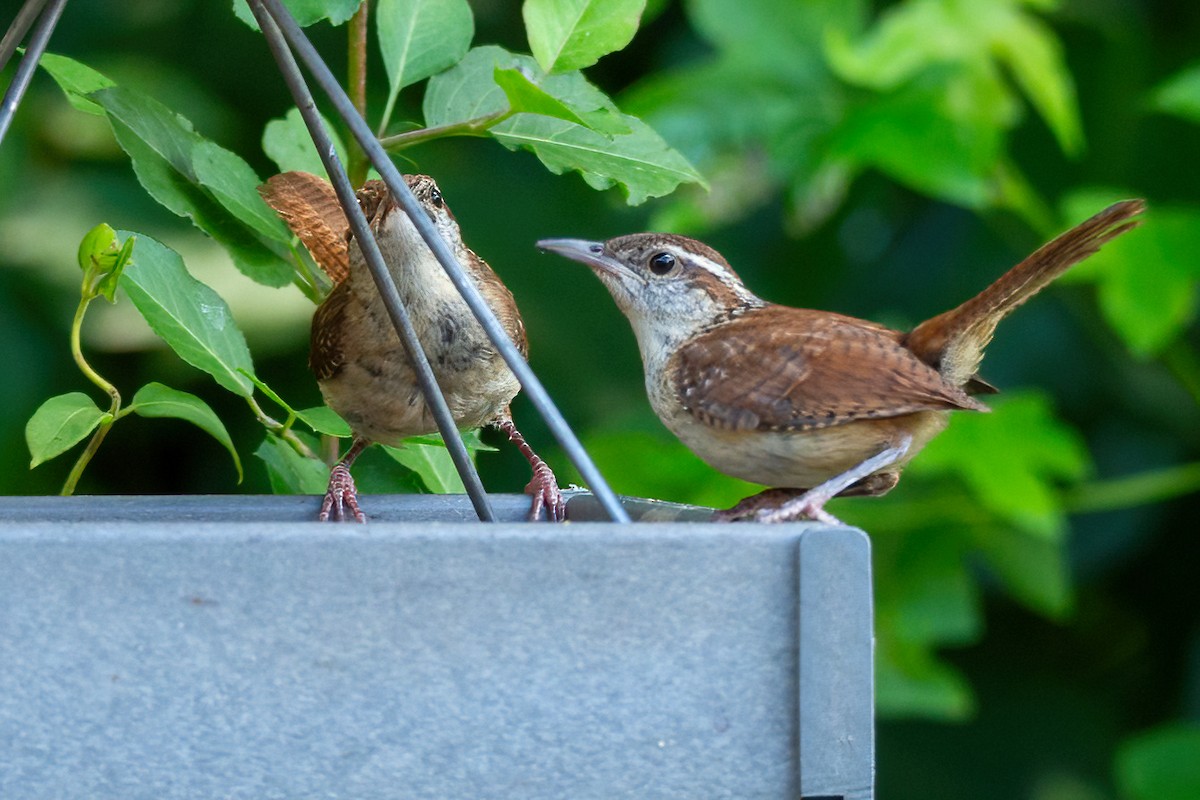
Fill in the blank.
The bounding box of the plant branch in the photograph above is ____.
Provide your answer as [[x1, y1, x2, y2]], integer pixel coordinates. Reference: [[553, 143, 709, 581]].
[[1062, 461, 1200, 514], [346, 0, 370, 187], [61, 294, 121, 495], [379, 110, 513, 151], [246, 395, 317, 460]]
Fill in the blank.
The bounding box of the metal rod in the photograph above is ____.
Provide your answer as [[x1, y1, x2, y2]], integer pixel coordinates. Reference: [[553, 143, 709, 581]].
[[251, 2, 497, 523], [256, 0, 632, 523], [0, 0, 66, 148], [0, 0, 49, 73]]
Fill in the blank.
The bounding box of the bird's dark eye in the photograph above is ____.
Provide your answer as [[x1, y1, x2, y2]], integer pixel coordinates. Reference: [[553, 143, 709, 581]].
[[429, 188, 443, 208], [648, 251, 676, 275]]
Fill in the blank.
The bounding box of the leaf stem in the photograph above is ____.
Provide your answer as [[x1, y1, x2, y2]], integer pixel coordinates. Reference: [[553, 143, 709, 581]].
[[1062, 461, 1200, 514], [379, 110, 513, 151], [347, 0, 370, 187], [246, 395, 317, 460], [61, 295, 121, 495]]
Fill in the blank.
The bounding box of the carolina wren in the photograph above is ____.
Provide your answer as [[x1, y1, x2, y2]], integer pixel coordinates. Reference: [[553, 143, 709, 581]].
[[538, 200, 1144, 524], [261, 171, 563, 522]]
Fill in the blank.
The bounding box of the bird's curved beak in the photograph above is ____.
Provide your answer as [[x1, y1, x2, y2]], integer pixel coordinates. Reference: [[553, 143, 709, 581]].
[[536, 238, 626, 279]]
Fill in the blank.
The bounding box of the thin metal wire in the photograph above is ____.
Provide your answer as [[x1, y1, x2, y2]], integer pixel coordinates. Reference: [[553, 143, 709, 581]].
[[0, 0, 49, 72], [251, 3, 496, 523], [0, 0, 66, 148], [255, 0, 632, 523]]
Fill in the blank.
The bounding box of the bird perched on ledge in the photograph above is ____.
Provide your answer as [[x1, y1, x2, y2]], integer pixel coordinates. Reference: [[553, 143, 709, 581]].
[[261, 171, 563, 522], [538, 200, 1144, 524]]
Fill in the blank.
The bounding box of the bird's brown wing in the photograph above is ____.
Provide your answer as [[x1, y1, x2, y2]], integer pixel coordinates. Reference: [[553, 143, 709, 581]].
[[671, 306, 987, 433], [259, 171, 351, 283], [309, 281, 351, 381]]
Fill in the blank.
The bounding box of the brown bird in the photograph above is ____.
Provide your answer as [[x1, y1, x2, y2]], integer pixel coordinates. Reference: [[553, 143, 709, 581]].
[[261, 171, 564, 522], [538, 200, 1144, 524]]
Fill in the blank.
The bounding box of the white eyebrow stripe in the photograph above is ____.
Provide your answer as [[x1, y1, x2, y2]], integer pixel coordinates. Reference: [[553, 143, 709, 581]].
[[688, 253, 761, 306]]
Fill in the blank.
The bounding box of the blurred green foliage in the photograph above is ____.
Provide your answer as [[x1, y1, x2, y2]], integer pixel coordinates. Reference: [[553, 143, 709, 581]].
[[2, 1, 1198, 797]]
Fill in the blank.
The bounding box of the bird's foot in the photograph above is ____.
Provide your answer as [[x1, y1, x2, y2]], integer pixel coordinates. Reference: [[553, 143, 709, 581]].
[[740, 437, 912, 525], [319, 462, 366, 523], [524, 460, 566, 522], [496, 415, 565, 522], [712, 488, 806, 522]]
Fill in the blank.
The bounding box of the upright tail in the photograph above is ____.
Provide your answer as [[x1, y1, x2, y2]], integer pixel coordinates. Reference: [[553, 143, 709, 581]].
[[904, 199, 1145, 388]]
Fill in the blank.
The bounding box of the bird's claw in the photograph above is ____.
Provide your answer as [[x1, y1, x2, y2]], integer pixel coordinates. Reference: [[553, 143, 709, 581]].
[[319, 463, 366, 523]]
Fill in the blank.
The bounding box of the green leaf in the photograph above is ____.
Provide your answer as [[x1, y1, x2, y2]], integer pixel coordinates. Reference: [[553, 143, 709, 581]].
[[971, 524, 1072, 618], [94, 87, 294, 287], [424, 45, 614, 127], [26, 393, 111, 469], [1060, 190, 1200, 357], [523, 0, 645, 73], [1151, 62, 1200, 124], [93, 86, 198, 177], [233, 0, 363, 30], [254, 433, 331, 495], [128, 382, 242, 482], [377, 0, 473, 130], [991, 11, 1083, 157], [824, 0, 1081, 156], [117, 232, 257, 397], [689, 0, 863, 73], [424, 46, 701, 202], [910, 393, 1090, 538], [36, 51, 115, 116], [296, 405, 353, 438], [876, 527, 980, 645], [493, 67, 588, 126], [1116, 724, 1200, 800], [492, 113, 704, 204], [191, 140, 292, 245], [262, 107, 348, 177], [381, 437, 471, 493], [875, 633, 973, 720]]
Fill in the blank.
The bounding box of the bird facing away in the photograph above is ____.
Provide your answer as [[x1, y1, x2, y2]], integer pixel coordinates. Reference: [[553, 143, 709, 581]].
[[261, 171, 563, 522], [538, 200, 1144, 524]]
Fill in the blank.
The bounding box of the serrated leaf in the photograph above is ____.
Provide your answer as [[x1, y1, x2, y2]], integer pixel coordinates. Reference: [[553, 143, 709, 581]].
[[493, 67, 588, 126], [117, 232, 257, 397], [1060, 190, 1200, 357], [262, 107, 348, 177], [377, 0, 473, 128], [36, 51, 115, 116], [95, 88, 294, 287], [297, 406, 353, 437], [424, 45, 616, 127], [1116, 724, 1200, 800], [1152, 63, 1200, 124], [233, 0, 363, 30], [423, 46, 700, 202], [254, 433, 331, 495], [192, 140, 293, 245], [491, 112, 705, 204], [910, 393, 1090, 538], [129, 382, 242, 482], [26, 393, 110, 469], [523, 0, 645, 73]]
